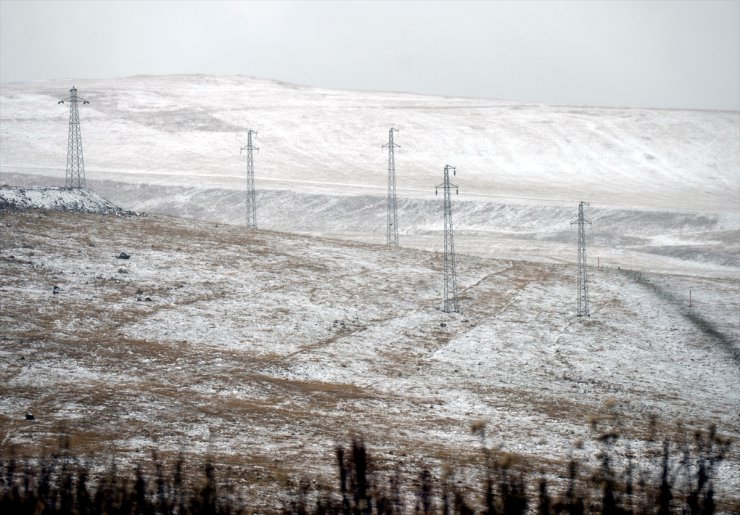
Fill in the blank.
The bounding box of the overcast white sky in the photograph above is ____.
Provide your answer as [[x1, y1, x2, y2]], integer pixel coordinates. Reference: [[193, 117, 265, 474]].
[[1, 0, 738, 110]]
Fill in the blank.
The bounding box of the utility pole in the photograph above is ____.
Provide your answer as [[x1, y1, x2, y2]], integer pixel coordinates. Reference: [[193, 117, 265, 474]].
[[571, 201, 591, 317], [58, 86, 89, 189], [436, 165, 459, 313], [383, 128, 400, 247], [240, 129, 259, 229]]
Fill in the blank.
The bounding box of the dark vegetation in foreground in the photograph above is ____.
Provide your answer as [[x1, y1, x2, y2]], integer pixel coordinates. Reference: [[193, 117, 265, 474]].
[[0, 422, 733, 514]]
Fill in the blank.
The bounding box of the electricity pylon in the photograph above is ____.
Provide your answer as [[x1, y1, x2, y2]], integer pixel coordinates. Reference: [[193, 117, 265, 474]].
[[571, 201, 591, 316], [58, 86, 89, 189], [435, 165, 459, 313], [240, 129, 259, 229], [383, 128, 400, 247]]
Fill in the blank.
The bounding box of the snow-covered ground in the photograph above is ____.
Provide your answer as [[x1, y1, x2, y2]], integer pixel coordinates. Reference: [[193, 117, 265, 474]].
[[1, 75, 738, 509], [3, 174, 737, 281], [0, 211, 738, 510], [1, 75, 738, 213], [1, 75, 738, 279]]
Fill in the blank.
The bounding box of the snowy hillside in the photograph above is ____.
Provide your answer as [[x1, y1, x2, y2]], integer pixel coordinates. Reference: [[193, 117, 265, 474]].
[[1, 75, 738, 213], [1, 75, 738, 277], [1, 211, 738, 510], [2, 76, 739, 510]]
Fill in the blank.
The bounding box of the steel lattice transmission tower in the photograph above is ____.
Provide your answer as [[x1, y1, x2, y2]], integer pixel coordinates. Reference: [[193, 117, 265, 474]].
[[436, 165, 460, 313], [240, 129, 259, 229], [58, 86, 90, 189], [571, 201, 592, 316], [383, 128, 400, 247]]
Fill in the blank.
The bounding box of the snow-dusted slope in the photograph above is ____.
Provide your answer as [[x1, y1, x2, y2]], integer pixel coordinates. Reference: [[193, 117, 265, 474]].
[[1, 212, 738, 509], [1, 75, 738, 211], [2, 76, 739, 508], [1, 75, 738, 276]]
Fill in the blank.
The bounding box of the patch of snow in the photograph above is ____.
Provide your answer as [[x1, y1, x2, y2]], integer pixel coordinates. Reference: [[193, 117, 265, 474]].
[[0, 186, 128, 215]]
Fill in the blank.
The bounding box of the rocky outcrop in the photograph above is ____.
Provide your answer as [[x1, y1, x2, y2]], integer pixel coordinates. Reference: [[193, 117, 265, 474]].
[[0, 187, 134, 215]]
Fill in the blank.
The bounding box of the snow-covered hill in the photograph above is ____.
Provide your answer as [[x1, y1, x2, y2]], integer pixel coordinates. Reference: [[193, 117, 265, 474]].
[[2, 76, 739, 509], [0, 186, 128, 215], [1, 75, 738, 211], [1, 75, 738, 277], [1, 211, 738, 510]]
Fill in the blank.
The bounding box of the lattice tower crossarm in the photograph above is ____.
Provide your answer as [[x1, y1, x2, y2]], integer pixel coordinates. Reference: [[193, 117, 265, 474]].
[[383, 128, 400, 247], [240, 129, 259, 229], [435, 165, 460, 313], [58, 86, 89, 189], [571, 201, 592, 316]]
